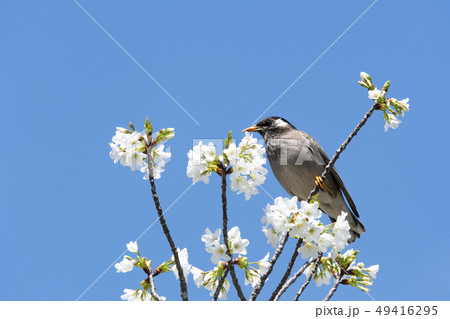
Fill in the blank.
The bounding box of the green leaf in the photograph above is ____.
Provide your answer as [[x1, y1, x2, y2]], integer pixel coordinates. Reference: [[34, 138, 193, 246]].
[[144, 117, 153, 136], [224, 130, 233, 149]]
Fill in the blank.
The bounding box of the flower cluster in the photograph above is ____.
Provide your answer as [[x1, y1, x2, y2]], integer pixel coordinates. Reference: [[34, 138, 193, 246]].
[[191, 265, 230, 300], [305, 249, 379, 292], [109, 121, 173, 179], [186, 132, 268, 200], [201, 227, 249, 264], [261, 196, 351, 259], [238, 253, 271, 288], [359, 72, 410, 132], [115, 240, 191, 301]]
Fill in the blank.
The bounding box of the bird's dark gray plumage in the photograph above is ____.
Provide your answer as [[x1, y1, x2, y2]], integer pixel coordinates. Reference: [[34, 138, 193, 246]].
[[243, 116, 365, 242]]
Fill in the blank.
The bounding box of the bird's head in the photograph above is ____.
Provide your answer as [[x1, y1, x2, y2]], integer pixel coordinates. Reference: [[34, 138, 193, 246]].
[[242, 116, 296, 140]]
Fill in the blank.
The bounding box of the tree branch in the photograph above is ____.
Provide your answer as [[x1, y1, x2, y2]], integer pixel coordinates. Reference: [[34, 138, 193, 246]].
[[269, 238, 303, 300], [306, 102, 380, 202], [272, 257, 315, 301], [294, 253, 322, 301], [249, 233, 289, 300], [148, 270, 163, 301], [213, 172, 246, 301], [146, 142, 188, 301], [323, 271, 344, 301], [213, 267, 230, 301]]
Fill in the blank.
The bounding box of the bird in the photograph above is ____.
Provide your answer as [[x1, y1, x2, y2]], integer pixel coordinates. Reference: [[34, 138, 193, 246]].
[[243, 116, 364, 242]]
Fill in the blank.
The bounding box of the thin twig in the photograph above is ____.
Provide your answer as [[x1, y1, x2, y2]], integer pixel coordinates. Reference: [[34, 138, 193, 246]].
[[146, 140, 188, 301], [306, 102, 380, 202], [213, 172, 246, 301], [249, 233, 289, 300], [294, 253, 322, 301], [269, 239, 303, 300], [148, 271, 162, 301], [323, 271, 344, 301], [213, 267, 230, 300], [273, 257, 315, 301]]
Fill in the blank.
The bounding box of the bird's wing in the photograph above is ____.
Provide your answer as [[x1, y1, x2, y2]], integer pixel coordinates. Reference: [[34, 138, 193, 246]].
[[314, 141, 360, 218]]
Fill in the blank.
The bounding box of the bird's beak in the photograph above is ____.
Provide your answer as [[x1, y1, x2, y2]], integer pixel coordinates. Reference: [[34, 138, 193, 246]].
[[242, 125, 259, 132]]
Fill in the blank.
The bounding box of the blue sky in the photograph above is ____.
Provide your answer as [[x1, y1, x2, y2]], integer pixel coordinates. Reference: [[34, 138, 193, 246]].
[[1, 0, 449, 301]]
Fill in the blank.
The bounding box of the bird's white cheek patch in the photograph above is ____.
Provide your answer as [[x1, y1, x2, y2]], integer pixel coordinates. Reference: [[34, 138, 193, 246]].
[[274, 118, 290, 128]]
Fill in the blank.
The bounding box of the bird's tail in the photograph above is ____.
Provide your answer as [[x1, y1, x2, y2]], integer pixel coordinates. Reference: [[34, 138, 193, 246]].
[[348, 212, 365, 243]]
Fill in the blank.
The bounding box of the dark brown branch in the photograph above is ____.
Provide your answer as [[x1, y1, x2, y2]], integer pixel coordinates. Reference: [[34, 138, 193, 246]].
[[146, 141, 188, 301], [249, 233, 289, 300], [306, 102, 380, 202], [294, 253, 322, 301], [323, 271, 344, 301], [213, 172, 246, 301], [269, 238, 303, 300], [213, 267, 230, 300], [273, 257, 315, 301]]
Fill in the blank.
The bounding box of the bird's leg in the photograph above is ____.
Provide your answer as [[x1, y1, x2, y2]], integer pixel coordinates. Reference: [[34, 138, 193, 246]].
[[315, 176, 333, 195]]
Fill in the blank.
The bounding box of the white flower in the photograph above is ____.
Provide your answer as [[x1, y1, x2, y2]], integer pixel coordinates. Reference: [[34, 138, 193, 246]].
[[201, 228, 221, 247], [299, 201, 321, 220], [275, 196, 299, 215], [366, 265, 379, 279], [226, 133, 268, 200], [109, 143, 123, 164], [110, 126, 172, 180], [229, 158, 252, 179], [230, 236, 249, 255], [305, 220, 324, 244], [141, 144, 172, 180], [191, 266, 205, 288], [187, 142, 211, 184], [115, 257, 135, 273], [333, 212, 351, 252], [203, 142, 218, 162], [297, 241, 320, 260], [171, 248, 191, 280], [210, 279, 230, 300], [126, 241, 139, 253], [123, 132, 143, 150], [121, 289, 139, 301], [112, 128, 130, 147], [384, 114, 401, 132], [244, 268, 260, 287], [317, 233, 333, 252], [314, 267, 333, 287], [126, 150, 147, 171], [288, 216, 310, 239], [257, 253, 271, 276], [262, 226, 282, 248], [398, 98, 410, 112], [223, 142, 238, 165], [368, 88, 382, 100], [206, 243, 231, 264]]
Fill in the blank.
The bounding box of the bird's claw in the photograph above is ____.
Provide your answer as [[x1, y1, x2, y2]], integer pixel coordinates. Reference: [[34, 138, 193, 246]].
[[315, 176, 333, 195]]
